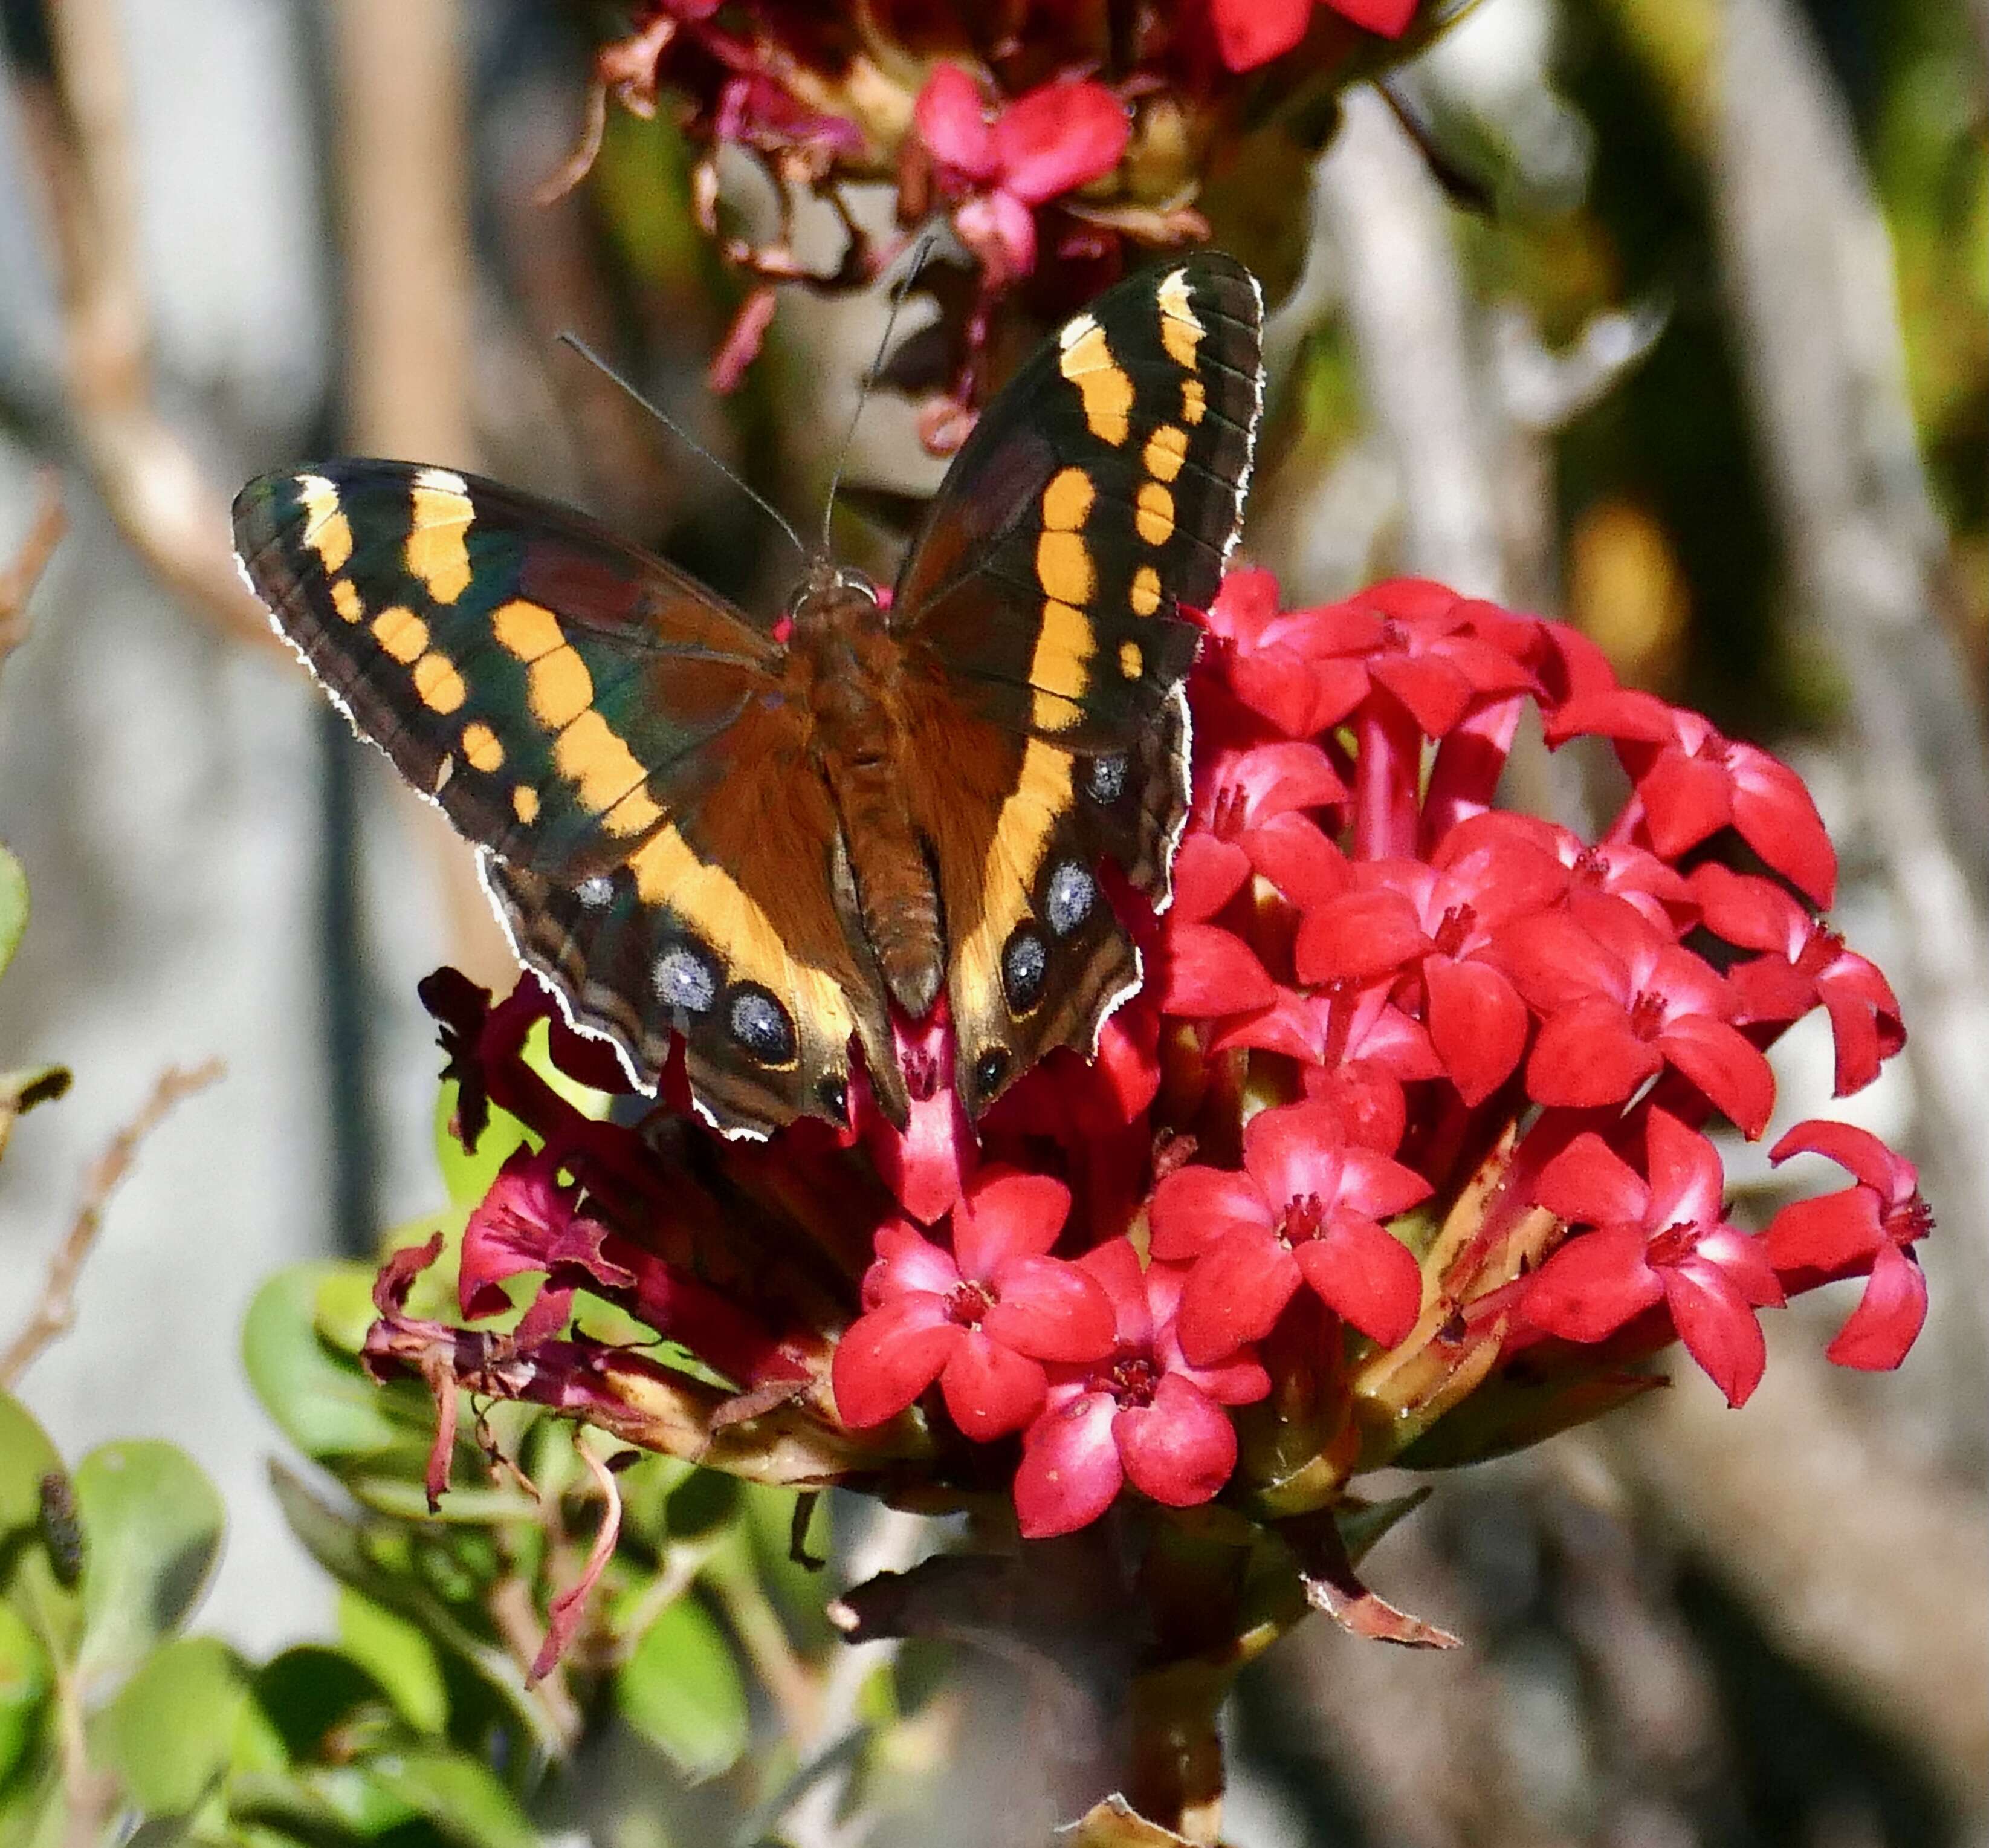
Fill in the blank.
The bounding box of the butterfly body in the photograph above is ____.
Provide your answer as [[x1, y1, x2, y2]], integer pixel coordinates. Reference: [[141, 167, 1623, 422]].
[[234, 255, 1265, 1138]]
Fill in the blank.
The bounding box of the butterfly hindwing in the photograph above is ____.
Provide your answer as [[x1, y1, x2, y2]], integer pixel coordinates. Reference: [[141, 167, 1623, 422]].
[[232, 462, 900, 1132], [892, 256, 1264, 1109]]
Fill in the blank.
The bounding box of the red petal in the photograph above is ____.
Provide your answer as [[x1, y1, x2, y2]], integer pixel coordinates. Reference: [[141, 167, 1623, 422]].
[[1525, 998, 1660, 1108], [1294, 889, 1431, 982], [1241, 1100, 1354, 1205], [1176, 1230, 1302, 1366], [1171, 834, 1251, 924], [1729, 754, 1837, 907], [1640, 1109, 1727, 1228], [1762, 1190, 1884, 1274], [1655, 1016, 1776, 1138], [1116, 1374, 1238, 1508], [1661, 1264, 1767, 1407], [983, 1254, 1117, 1363], [1770, 1118, 1918, 1201], [1520, 1225, 1661, 1342], [1825, 1244, 1927, 1371], [1689, 863, 1803, 953], [831, 1298, 957, 1428], [995, 81, 1129, 202], [1247, 812, 1353, 909], [1535, 1133, 1650, 1227], [1370, 654, 1473, 737], [1158, 922, 1279, 1014], [1638, 749, 1733, 860], [913, 64, 997, 177], [1424, 955, 1528, 1106], [1293, 1216, 1423, 1346], [1211, 0, 1313, 69], [1014, 1391, 1123, 1537], [1495, 910, 1628, 1013], [1326, 0, 1417, 30], [952, 1167, 1072, 1275], [1078, 1236, 1152, 1346], [862, 1221, 958, 1306], [940, 1331, 1047, 1439], [1148, 1164, 1272, 1261]]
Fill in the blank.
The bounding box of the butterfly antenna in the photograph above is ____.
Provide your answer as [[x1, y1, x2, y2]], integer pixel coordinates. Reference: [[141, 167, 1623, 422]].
[[818, 234, 938, 562], [555, 332, 807, 561]]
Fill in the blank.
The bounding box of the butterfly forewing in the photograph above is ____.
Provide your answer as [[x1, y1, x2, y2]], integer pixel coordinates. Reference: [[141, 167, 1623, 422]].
[[232, 461, 899, 1132], [891, 256, 1264, 1111]]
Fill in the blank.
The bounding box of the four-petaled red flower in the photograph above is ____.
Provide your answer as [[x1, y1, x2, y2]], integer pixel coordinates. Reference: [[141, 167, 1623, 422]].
[[832, 1167, 1115, 1439], [1150, 1101, 1430, 1363], [914, 65, 1128, 282], [1014, 1239, 1272, 1538], [1174, 736, 1350, 918], [1689, 865, 1904, 1097], [1524, 1110, 1785, 1406], [1766, 1121, 1933, 1370], [1215, 977, 1441, 1155], [1268, 579, 1539, 742], [1210, 0, 1419, 74], [1499, 891, 1777, 1136], [1548, 690, 1837, 907], [1296, 820, 1565, 1106]]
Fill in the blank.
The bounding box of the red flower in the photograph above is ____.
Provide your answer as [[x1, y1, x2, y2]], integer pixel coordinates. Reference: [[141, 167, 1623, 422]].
[[1524, 1111, 1785, 1406], [1689, 866, 1903, 1097], [1149, 1100, 1429, 1363], [1214, 979, 1441, 1154], [914, 66, 1128, 280], [832, 1167, 1115, 1439], [1210, 0, 1418, 73], [1499, 892, 1777, 1136], [1548, 691, 1837, 907], [1267, 579, 1538, 741], [1173, 737, 1350, 919], [1296, 826, 1565, 1106], [458, 1149, 632, 1320], [1766, 1121, 1932, 1370], [1012, 1240, 1270, 1537]]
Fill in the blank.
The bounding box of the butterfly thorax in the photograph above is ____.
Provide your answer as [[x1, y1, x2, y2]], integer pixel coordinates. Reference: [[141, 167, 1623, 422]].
[[784, 569, 946, 1022]]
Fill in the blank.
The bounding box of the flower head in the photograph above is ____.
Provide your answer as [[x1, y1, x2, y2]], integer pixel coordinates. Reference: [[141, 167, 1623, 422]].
[[1767, 1122, 1933, 1370], [1014, 1239, 1270, 1537], [832, 1167, 1115, 1439], [1525, 1112, 1784, 1406], [1150, 1101, 1429, 1363]]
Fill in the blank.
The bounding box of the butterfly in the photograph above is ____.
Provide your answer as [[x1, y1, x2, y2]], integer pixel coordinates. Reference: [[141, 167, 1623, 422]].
[[233, 255, 1264, 1138]]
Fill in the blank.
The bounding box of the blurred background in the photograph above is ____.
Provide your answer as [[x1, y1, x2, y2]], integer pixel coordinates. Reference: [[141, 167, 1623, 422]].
[[0, 1, 1984, 1844]]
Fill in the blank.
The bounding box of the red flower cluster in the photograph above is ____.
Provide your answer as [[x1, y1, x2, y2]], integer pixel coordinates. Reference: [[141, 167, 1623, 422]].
[[560, 2, 1425, 438], [366, 569, 1928, 1559]]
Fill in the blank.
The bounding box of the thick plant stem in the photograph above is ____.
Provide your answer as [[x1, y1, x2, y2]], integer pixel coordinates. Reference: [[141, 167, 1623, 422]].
[[1126, 1664, 1227, 1843]]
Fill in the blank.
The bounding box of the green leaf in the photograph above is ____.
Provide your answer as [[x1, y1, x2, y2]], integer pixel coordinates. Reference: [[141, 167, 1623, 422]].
[[97, 1636, 248, 1815], [0, 845, 27, 980], [614, 1592, 748, 1782], [363, 1749, 537, 1848], [0, 1601, 50, 1789], [0, 1396, 62, 1540], [265, 1465, 559, 1758], [72, 1441, 224, 1688], [0, 1738, 62, 1848], [252, 1647, 396, 1762], [242, 1266, 433, 1473], [337, 1591, 448, 1735], [434, 1083, 532, 1211]]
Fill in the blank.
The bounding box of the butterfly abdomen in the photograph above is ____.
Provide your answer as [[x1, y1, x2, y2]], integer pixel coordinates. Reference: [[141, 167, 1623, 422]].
[[788, 580, 945, 1022]]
